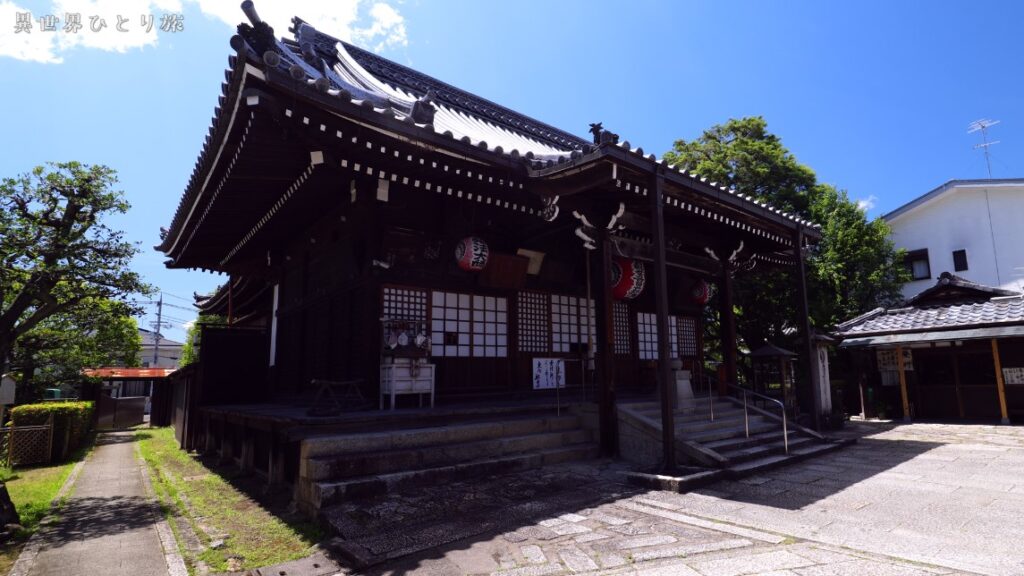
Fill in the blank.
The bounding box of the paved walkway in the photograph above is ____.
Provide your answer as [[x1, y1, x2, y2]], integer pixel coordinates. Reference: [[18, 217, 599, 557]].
[[17, 431, 173, 576], [310, 422, 1019, 576]]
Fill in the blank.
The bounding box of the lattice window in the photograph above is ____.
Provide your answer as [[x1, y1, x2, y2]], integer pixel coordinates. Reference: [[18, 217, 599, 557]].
[[517, 292, 550, 353], [637, 313, 681, 360], [677, 316, 698, 358], [550, 295, 595, 354], [472, 294, 508, 358], [383, 286, 428, 321], [431, 291, 507, 358], [613, 301, 631, 355]]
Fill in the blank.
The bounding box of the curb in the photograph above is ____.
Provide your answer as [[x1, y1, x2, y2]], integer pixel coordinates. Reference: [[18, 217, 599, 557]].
[[135, 439, 190, 576]]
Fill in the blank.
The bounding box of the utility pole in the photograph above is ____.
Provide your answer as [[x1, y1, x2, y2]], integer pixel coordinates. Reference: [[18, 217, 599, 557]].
[[152, 293, 163, 367]]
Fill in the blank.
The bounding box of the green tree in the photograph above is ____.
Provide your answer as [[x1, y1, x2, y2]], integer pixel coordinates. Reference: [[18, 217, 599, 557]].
[[0, 162, 149, 374], [180, 314, 226, 367], [13, 299, 142, 399], [664, 117, 908, 351], [809, 185, 910, 328]]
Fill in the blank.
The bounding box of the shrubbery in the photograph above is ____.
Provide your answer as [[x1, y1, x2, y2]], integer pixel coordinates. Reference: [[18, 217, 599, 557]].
[[10, 401, 94, 462]]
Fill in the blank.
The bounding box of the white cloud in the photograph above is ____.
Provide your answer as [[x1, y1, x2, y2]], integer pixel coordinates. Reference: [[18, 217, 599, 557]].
[[1, 0, 406, 64], [856, 195, 878, 211]]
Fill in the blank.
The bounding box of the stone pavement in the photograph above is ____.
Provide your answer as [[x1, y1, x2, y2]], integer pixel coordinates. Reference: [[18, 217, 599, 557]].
[[14, 431, 177, 576], [315, 421, 1024, 576]]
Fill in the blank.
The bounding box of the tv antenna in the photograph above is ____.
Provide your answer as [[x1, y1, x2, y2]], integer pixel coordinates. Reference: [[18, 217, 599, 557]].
[[967, 118, 1000, 177]]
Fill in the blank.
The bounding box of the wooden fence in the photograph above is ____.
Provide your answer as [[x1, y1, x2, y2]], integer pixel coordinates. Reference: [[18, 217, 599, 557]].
[[0, 414, 54, 467]]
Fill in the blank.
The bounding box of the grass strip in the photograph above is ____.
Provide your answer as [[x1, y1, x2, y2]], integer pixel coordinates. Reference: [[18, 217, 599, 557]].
[[137, 427, 321, 574]]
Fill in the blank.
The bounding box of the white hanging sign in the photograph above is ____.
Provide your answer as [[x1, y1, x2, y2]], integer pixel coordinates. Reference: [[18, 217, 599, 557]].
[[532, 358, 566, 390]]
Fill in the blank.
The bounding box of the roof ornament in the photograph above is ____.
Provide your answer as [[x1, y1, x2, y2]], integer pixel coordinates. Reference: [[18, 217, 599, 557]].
[[239, 1, 276, 55], [541, 195, 560, 222], [588, 122, 619, 145], [410, 89, 437, 124], [296, 22, 318, 63]]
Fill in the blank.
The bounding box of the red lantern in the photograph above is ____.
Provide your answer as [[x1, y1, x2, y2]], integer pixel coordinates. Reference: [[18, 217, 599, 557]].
[[691, 279, 710, 305], [455, 236, 489, 271], [611, 257, 646, 300]]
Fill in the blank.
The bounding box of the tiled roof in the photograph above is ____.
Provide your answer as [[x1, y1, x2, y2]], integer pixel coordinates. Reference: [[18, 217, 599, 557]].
[[837, 297, 1024, 336], [157, 1, 821, 258], [836, 273, 1024, 337], [907, 272, 1019, 305]]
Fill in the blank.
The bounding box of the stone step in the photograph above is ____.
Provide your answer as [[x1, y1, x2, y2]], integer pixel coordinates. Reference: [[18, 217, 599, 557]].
[[633, 406, 748, 424], [703, 429, 797, 452], [300, 414, 582, 463], [675, 413, 767, 433], [679, 421, 780, 444], [716, 436, 816, 465], [725, 440, 852, 478], [304, 428, 592, 481], [626, 400, 735, 413], [310, 443, 599, 511]]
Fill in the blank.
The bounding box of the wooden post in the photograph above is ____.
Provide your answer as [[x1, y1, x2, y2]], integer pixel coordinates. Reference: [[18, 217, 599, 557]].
[[992, 338, 1010, 424], [593, 230, 619, 456], [718, 265, 737, 396], [895, 345, 911, 422], [792, 230, 821, 430], [650, 172, 676, 471], [952, 352, 965, 419]]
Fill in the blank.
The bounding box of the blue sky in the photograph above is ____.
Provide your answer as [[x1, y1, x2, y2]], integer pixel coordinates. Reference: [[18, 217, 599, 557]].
[[2, 0, 1022, 342]]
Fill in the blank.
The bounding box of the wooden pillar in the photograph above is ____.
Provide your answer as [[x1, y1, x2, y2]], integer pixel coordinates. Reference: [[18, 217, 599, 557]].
[[593, 230, 619, 456], [895, 345, 911, 422], [952, 352, 965, 419], [792, 230, 821, 430], [268, 435, 287, 486], [992, 339, 1010, 424], [650, 172, 676, 471], [718, 265, 737, 396]]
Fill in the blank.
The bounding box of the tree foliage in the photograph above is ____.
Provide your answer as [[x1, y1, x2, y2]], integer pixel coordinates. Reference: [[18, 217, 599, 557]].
[[180, 314, 226, 367], [0, 162, 149, 375], [12, 298, 141, 398], [664, 117, 908, 350]]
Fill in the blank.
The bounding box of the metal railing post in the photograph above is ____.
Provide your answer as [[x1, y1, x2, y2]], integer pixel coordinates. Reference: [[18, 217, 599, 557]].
[[709, 381, 714, 421], [743, 390, 749, 438], [783, 413, 789, 454]]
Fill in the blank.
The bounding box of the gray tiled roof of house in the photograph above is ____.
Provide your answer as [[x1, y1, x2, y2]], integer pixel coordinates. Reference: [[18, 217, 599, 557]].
[[836, 273, 1024, 337], [837, 297, 1024, 336]]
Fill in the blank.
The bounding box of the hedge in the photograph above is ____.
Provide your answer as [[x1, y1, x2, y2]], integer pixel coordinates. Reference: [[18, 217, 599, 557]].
[[10, 401, 94, 462]]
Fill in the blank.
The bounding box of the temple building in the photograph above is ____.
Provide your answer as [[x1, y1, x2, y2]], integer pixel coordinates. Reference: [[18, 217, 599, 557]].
[[155, 2, 836, 518]]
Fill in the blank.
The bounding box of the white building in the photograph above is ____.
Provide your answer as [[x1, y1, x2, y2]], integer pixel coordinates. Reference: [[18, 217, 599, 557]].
[[139, 328, 184, 369], [884, 178, 1024, 300]]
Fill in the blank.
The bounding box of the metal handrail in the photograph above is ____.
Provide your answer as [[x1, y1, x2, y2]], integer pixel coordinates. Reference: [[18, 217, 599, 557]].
[[725, 383, 788, 454]]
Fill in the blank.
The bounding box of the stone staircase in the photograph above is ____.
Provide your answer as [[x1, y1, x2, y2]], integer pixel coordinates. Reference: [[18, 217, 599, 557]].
[[294, 411, 598, 516], [622, 397, 845, 476]]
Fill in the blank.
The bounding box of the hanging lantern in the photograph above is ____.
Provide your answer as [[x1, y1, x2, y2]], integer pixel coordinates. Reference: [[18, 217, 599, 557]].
[[691, 279, 710, 305], [455, 236, 489, 271], [611, 257, 646, 300]]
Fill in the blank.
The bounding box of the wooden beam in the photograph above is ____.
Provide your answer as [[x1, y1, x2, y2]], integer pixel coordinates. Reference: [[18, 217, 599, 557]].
[[992, 338, 1010, 424], [593, 230, 618, 456], [650, 172, 676, 472], [611, 236, 721, 277], [896, 345, 911, 422], [718, 264, 737, 397], [792, 230, 820, 431]]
